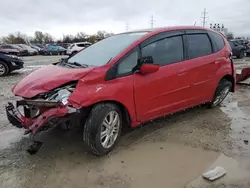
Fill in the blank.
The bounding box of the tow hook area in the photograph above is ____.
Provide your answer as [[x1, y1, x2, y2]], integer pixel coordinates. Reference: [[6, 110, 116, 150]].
[[6, 101, 78, 155]]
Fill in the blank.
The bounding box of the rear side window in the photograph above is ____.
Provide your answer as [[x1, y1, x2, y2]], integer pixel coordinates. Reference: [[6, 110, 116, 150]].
[[208, 31, 225, 52], [77, 43, 91, 47], [77, 44, 86, 47], [186, 34, 212, 59]]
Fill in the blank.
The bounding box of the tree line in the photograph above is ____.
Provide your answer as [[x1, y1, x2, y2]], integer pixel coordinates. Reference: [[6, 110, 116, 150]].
[[0, 30, 115, 44]]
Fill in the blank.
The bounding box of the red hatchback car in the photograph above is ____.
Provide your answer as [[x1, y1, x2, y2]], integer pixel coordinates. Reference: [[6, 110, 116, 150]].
[[6, 26, 236, 155]]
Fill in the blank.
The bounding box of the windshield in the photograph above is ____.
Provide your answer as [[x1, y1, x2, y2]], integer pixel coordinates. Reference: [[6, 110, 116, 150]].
[[67, 32, 148, 67]]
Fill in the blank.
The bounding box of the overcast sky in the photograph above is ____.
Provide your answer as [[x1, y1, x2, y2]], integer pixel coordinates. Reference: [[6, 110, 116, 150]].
[[0, 0, 249, 39]]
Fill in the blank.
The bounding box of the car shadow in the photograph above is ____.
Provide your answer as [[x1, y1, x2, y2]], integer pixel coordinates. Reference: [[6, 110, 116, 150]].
[[14, 105, 213, 158]]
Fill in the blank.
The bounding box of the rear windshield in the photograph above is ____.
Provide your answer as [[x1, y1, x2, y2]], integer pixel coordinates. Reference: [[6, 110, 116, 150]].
[[67, 32, 148, 67]]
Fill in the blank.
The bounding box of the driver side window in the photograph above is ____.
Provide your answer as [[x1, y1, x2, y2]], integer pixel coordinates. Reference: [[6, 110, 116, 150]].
[[141, 36, 184, 66], [117, 50, 138, 77]]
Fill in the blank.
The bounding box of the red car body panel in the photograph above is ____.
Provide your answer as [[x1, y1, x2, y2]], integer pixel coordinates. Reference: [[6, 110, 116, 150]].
[[17, 105, 68, 134], [10, 26, 236, 131], [12, 64, 95, 98]]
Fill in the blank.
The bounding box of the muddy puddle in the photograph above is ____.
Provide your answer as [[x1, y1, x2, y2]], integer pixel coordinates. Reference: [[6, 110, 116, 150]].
[[221, 87, 250, 157]]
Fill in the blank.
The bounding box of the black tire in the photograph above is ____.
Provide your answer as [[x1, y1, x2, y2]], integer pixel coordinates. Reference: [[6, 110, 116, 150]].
[[0, 61, 9, 76], [71, 51, 77, 56], [83, 103, 122, 156], [237, 51, 244, 59], [208, 79, 232, 108]]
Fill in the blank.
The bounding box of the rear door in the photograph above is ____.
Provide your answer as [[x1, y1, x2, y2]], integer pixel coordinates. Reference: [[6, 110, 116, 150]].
[[133, 31, 195, 122], [184, 30, 218, 104]]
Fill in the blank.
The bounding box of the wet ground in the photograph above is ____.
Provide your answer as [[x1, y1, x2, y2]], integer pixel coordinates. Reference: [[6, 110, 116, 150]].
[[0, 56, 250, 188]]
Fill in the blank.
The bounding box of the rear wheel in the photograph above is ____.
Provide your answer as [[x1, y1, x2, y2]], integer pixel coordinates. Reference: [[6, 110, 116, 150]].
[[71, 51, 77, 56], [0, 61, 9, 76], [83, 103, 122, 156], [208, 79, 232, 108], [237, 50, 244, 59]]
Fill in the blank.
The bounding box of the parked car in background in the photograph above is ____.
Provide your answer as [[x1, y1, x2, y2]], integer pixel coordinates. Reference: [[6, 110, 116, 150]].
[[41, 45, 67, 55], [0, 46, 20, 56], [0, 44, 29, 56], [57, 43, 71, 49], [35, 44, 46, 49], [234, 39, 249, 50], [30, 45, 42, 52], [6, 26, 236, 155], [17, 44, 38, 55], [247, 40, 250, 56], [67, 42, 92, 56], [0, 52, 24, 76], [228, 40, 245, 58]]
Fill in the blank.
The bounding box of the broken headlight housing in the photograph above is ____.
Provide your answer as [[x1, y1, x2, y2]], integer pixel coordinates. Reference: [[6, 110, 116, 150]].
[[38, 82, 77, 105]]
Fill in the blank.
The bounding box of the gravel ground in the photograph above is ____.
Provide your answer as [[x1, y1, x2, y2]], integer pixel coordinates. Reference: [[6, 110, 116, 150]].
[[0, 56, 250, 188]]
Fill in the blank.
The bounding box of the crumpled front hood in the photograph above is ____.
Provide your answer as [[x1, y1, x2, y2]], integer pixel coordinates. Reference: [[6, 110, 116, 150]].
[[12, 64, 94, 98]]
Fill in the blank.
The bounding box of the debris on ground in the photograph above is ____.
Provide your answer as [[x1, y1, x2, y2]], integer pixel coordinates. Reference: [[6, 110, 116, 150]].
[[244, 140, 249, 145], [202, 166, 227, 181]]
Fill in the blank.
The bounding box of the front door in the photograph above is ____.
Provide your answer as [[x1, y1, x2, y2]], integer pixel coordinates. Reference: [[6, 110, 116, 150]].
[[133, 33, 194, 122]]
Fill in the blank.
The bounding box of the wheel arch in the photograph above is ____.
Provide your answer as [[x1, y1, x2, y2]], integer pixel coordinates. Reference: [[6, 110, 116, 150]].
[[220, 74, 234, 92], [80, 100, 132, 130]]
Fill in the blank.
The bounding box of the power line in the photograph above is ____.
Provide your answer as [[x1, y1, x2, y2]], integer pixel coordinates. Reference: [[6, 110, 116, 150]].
[[201, 8, 208, 27], [150, 15, 155, 28]]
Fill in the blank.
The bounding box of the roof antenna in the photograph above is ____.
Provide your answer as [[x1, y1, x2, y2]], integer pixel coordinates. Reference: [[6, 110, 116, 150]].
[[194, 21, 197, 26]]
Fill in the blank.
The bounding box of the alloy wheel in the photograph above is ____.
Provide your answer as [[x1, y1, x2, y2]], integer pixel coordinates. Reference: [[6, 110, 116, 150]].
[[0, 64, 6, 76], [100, 111, 120, 149], [213, 86, 230, 106]]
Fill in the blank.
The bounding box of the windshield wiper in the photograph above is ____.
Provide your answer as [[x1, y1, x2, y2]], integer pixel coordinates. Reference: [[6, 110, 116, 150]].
[[67, 61, 89, 68]]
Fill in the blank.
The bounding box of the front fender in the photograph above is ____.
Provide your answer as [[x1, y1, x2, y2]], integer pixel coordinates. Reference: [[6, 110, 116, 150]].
[[68, 77, 137, 123]]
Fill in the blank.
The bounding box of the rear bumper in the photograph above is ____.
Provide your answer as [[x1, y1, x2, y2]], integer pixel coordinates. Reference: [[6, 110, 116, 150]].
[[5, 102, 69, 134]]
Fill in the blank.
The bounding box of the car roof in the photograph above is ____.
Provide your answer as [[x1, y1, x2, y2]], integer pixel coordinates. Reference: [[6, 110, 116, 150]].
[[119, 26, 212, 34], [74, 42, 92, 44]]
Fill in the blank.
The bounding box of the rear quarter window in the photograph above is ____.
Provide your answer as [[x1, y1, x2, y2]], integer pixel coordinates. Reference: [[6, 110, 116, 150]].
[[208, 31, 225, 52], [186, 34, 212, 59]]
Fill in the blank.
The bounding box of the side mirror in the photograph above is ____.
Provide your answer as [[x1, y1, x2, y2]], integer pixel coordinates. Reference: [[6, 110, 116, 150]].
[[140, 64, 160, 75]]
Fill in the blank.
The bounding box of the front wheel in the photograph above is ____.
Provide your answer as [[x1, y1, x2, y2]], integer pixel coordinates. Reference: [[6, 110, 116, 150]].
[[83, 103, 122, 156], [0, 61, 9, 76], [208, 79, 232, 108]]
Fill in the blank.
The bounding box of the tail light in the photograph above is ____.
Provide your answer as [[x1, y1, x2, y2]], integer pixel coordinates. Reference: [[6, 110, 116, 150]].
[[248, 43, 250, 47], [69, 44, 74, 49]]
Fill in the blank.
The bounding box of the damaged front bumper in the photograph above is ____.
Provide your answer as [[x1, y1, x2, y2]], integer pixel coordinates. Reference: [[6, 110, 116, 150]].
[[5, 100, 75, 134]]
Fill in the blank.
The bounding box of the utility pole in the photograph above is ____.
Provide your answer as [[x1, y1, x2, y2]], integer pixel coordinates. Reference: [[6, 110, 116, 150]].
[[201, 8, 208, 27], [150, 15, 155, 28], [125, 22, 129, 31]]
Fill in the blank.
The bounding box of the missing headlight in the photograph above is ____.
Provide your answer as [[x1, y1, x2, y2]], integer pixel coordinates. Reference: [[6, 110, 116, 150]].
[[54, 89, 72, 105], [35, 82, 77, 104]]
